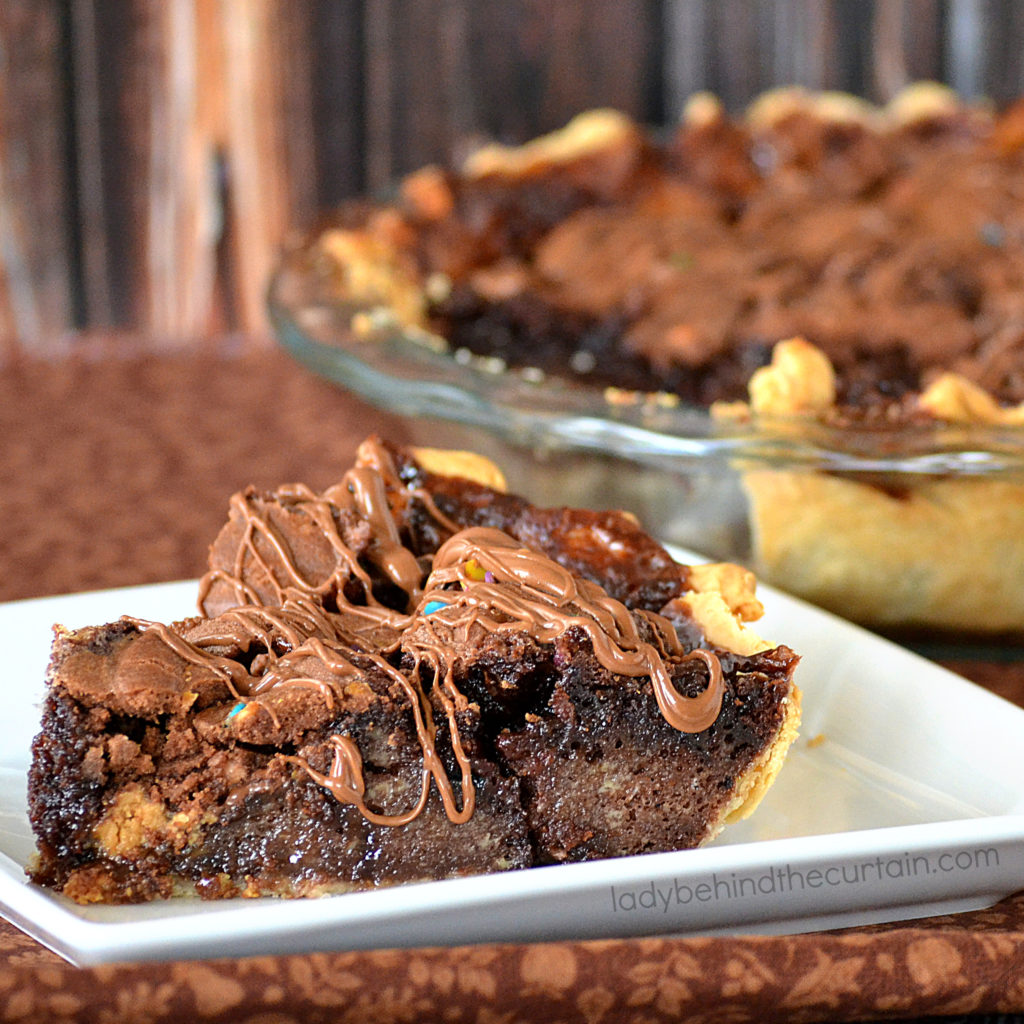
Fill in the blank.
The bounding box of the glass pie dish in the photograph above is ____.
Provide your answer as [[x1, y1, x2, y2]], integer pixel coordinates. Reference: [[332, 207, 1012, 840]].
[[268, 87, 1024, 643], [268, 240, 1024, 643]]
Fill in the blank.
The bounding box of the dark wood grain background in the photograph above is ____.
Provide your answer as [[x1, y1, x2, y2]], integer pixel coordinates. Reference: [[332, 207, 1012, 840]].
[[4, 0, 1024, 353]]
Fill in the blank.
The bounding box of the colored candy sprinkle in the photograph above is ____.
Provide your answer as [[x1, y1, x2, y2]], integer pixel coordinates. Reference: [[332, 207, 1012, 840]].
[[465, 559, 488, 581], [226, 702, 246, 721], [424, 600, 447, 616]]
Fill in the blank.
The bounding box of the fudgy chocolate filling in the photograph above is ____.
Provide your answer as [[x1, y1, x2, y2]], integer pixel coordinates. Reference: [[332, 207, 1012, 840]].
[[429, 285, 775, 405]]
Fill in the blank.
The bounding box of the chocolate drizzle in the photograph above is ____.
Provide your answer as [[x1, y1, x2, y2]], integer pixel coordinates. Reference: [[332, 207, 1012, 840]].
[[126, 602, 476, 826], [281, 648, 475, 827], [179, 444, 729, 826], [321, 467, 423, 606], [420, 528, 724, 733], [196, 439, 429, 615], [120, 616, 253, 699]]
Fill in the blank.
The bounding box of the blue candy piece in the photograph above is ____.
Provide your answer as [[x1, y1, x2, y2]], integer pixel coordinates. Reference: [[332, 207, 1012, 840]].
[[424, 600, 447, 616], [226, 702, 246, 721]]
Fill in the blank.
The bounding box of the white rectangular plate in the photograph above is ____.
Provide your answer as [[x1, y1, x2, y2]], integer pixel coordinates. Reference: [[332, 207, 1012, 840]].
[[2, 560, 1024, 966]]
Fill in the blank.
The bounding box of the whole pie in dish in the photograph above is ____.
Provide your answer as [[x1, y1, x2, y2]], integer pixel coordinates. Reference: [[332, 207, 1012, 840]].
[[300, 83, 1024, 635], [317, 82, 1024, 420], [28, 439, 800, 903]]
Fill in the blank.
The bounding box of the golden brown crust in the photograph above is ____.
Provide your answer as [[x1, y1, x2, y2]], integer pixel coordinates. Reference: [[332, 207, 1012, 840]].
[[724, 684, 802, 823], [746, 81, 975, 132], [919, 373, 1024, 425], [669, 590, 770, 657], [745, 337, 837, 417], [667, 559, 771, 659], [317, 227, 427, 329], [686, 562, 764, 623], [409, 446, 509, 491], [884, 80, 969, 126], [462, 108, 640, 178], [720, 335, 1024, 428], [706, 335, 1024, 635], [742, 469, 1024, 633], [746, 86, 879, 129]]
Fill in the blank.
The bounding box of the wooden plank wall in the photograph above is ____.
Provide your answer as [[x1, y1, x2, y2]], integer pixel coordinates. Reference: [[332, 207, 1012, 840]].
[[3, 0, 1024, 353]]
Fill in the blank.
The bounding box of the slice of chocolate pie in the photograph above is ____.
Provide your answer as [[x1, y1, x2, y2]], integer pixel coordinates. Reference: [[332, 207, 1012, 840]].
[[28, 439, 799, 903]]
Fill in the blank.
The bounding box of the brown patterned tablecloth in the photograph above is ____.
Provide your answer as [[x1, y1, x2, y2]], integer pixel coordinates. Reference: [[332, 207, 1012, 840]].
[[1, 336, 1023, 1023]]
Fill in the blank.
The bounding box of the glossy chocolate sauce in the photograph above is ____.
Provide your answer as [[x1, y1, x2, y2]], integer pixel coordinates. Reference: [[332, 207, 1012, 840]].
[[420, 528, 724, 733], [155, 443, 725, 826]]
